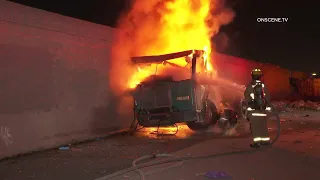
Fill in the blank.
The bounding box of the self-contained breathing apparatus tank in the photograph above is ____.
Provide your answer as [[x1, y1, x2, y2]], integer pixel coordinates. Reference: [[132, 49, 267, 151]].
[[249, 81, 267, 110]]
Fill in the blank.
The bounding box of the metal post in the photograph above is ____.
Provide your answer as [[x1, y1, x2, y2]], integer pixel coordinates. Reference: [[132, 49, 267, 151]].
[[191, 54, 197, 80]]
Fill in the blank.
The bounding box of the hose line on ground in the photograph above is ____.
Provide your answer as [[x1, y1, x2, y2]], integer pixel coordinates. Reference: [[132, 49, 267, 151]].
[[131, 154, 178, 180], [95, 106, 281, 180]]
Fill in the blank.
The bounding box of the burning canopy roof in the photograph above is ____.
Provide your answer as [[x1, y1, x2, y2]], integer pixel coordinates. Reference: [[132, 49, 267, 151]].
[[131, 50, 201, 64], [129, 49, 212, 88]]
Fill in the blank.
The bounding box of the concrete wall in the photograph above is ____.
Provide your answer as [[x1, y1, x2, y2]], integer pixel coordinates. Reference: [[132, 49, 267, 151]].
[[0, 1, 131, 159], [213, 53, 307, 100]]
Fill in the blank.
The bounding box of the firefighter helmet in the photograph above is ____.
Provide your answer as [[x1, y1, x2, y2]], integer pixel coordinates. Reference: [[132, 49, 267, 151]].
[[251, 68, 263, 80]]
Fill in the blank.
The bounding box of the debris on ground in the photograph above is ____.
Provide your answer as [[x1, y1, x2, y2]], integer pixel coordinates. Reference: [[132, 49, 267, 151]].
[[58, 146, 69, 150], [289, 100, 305, 109], [204, 171, 232, 179], [272, 101, 291, 111], [272, 100, 320, 112]]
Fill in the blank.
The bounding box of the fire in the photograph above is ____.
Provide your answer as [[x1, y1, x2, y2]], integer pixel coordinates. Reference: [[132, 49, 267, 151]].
[[137, 124, 194, 138], [110, 0, 235, 92]]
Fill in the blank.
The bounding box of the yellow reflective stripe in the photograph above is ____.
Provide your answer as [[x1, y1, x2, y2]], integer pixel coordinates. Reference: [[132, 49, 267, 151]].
[[247, 107, 254, 111], [251, 113, 267, 116], [254, 137, 270, 142], [253, 137, 261, 142]]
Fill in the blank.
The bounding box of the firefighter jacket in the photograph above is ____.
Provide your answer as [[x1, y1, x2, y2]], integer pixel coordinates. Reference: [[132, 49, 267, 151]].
[[244, 80, 271, 105]]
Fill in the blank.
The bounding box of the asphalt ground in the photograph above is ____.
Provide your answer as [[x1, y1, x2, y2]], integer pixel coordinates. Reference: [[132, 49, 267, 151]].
[[0, 116, 319, 180]]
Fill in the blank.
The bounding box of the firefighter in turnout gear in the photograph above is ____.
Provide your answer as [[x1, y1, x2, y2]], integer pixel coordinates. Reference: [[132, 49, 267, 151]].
[[244, 68, 272, 148]]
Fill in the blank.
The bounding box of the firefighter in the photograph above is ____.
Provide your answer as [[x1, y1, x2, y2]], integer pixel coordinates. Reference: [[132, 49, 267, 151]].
[[289, 72, 298, 94], [244, 68, 272, 148]]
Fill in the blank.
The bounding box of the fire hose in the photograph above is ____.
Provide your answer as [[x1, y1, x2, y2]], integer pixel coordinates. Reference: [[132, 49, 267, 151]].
[[95, 104, 281, 180]]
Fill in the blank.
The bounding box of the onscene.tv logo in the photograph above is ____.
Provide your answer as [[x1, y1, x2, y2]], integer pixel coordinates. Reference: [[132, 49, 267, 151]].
[[257, 17, 289, 23]]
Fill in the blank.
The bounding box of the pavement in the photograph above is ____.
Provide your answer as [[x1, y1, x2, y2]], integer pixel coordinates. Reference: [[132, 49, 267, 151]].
[[103, 127, 320, 180], [108, 138, 320, 180], [1, 112, 320, 180]]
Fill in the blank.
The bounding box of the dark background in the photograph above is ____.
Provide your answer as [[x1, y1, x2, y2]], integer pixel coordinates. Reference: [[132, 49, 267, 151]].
[[9, 0, 319, 72]]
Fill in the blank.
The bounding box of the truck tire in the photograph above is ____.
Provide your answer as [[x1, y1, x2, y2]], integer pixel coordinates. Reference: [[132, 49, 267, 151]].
[[187, 100, 219, 132], [218, 109, 238, 132]]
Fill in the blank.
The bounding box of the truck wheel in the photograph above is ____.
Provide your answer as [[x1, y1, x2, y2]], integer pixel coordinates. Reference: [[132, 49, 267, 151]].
[[218, 109, 238, 133], [187, 100, 219, 132]]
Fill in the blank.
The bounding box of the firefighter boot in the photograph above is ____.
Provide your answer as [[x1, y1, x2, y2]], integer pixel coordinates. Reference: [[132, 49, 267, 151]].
[[250, 142, 260, 148]]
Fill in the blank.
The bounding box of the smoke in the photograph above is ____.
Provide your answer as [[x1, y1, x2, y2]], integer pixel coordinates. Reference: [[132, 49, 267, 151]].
[[109, 0, 235, 95], [213, 32, 229, 52], [206, 0, 235, 36]]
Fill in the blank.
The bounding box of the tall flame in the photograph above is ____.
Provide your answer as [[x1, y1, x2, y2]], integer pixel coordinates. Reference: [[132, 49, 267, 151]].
[[110, 0, 235, 93]]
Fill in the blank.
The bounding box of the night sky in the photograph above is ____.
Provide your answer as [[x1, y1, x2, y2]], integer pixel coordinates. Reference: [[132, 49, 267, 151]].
[[10, 0, 319, 73]]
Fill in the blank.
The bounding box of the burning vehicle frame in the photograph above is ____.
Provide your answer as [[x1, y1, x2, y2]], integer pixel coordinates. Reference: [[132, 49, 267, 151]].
[[129, 50, 239, 134]]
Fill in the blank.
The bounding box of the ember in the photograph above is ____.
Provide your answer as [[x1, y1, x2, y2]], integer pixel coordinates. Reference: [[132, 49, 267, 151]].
[[110, 0, 235, 93]]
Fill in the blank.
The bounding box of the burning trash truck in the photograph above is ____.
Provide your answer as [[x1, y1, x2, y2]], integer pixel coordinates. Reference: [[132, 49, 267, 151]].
[[128, 50, 245, 133]]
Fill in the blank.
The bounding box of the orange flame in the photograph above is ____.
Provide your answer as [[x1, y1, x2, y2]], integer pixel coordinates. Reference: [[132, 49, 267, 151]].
[[137, 124, 194, 138], [110, 0, 235, 93]]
